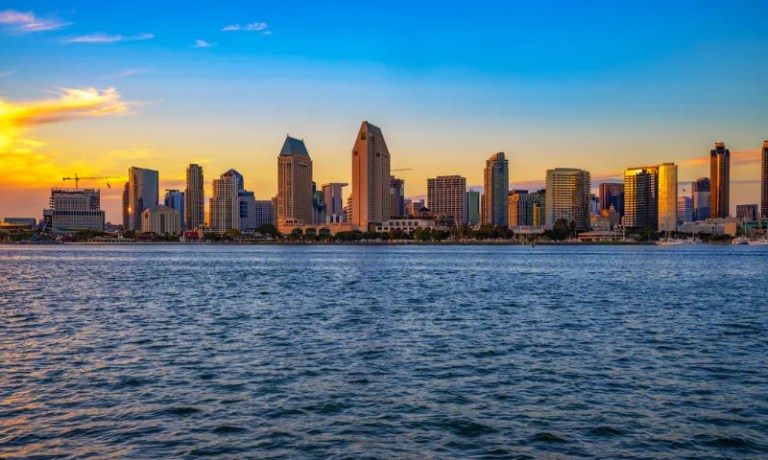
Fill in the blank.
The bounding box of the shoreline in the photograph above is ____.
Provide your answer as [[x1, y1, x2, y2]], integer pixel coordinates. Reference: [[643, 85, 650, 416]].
[[1, 240, 732, 246]]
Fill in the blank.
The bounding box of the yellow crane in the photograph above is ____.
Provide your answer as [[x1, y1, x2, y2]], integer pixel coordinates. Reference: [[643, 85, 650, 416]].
[[62, 173, 121, 189]]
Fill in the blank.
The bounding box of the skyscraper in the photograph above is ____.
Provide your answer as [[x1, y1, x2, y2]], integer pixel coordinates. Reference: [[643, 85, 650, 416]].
[[390, 176, 405, 218], [351, 121, 391, 226], [164, 190, 185, 229], [322, 183, 348, 223], [122, 182, 130, 230], [466, 190, 480, 225], [185, 164, 204, 230], [427, 175, 467, 225], [277, 135, 313, 227], [598, 183, 624, 217], [482, 152, 509, 226], [238, 190, 257, 231], [692, 178, 711, 221], [126, 167, 159, 232], [677, 196, 693, 224], [657, 163, 678, 232], [624, 163, 677, 231], [508, 190, 534, 226], [761, 141, 768, 218], [312, 182, 326, 225], [209, 170, 240, 233], [736, 204, 758, 221], [545, 168, 591, 231], [710, 142, 730, 218]]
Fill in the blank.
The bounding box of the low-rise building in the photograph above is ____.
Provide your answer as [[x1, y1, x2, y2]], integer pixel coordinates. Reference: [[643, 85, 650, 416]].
[[141, 205, 181, 235]]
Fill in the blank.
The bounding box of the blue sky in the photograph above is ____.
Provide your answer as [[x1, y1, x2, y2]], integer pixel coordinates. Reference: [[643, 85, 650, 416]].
[[1, 0, 767, 220]]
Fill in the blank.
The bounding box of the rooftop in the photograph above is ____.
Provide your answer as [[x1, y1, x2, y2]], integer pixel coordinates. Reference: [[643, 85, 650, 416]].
[[280, 136, 310, 157]]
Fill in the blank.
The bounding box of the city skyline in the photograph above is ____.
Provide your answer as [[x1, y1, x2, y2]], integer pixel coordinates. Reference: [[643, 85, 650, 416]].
[[1, 2, 767, 221]]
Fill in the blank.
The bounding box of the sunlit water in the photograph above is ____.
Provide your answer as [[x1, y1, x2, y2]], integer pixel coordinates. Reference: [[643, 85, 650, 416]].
[[1, 244, 767, 459]]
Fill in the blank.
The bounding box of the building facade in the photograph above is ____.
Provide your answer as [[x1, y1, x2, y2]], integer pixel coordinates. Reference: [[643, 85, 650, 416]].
[[312, 182, 326, 225], [209, 170, 240, 233], [126, 167, 159, 231], [482, 152, 509, 226], [545, 168, 591, 231], [466, 190, 480, 225], [185, 164, 205, 230], [508, 190, 534, 227], [277, 136, 314, 228], [322, 183, 348, 223], [141, 205, 181, 235], [677, 196, 693, 224], [736, 204, 758, 221], [598, 183, 624, 217], [44, 188, 105, 232], [351, 121, 391, 226], [238, 190, 258, 231], [427, 175, 467, 225], [692, 177, 711, 222], [710, 142, 730, 218], [624, 163, 677, 231], [657, 163, 678, 232], [390, 176, 405, 218], [164, 190, 185, 230], [254, 200, 274, 227], [762, 141, 768, 218]]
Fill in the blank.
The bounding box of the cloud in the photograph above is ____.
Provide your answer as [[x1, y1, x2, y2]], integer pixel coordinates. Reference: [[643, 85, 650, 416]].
[[64, 32, 154, 44], [193, 39, 215, 48], [116, 69, 146, 78], [221, 22, 268, 32], [0, 9, 70, 32], [0, 69, 17, 78], [681, 148, 761, 168]]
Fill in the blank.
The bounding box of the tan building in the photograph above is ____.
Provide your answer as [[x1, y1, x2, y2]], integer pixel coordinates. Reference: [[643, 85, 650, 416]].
[[657, 163, 678, 232], [351, 121, 391, 226], [277, 136, 313, 230], [545, 168, 591, 231], [209, 170, 240, 233], [427, 175, 466, 224], [185, 163, 205, 230], [710, 142, 730, 218], [624, 163, 677, 232], [482, 152, 509, 226], [141, 205, 181, 235]]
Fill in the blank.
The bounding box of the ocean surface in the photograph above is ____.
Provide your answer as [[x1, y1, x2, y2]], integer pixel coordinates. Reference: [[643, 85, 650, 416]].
[[1, 244, 767, 459]]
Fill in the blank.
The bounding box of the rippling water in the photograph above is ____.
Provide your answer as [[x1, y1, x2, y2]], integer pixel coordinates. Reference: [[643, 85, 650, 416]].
[[1, 244, 767, 459]]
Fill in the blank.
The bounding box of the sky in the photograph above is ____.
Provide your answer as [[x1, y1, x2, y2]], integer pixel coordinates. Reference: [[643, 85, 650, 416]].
[[1, 0, 767, 222]]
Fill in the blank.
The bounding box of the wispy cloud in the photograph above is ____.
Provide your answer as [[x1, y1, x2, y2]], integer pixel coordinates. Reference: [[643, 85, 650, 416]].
[[64, 32, 154, 44], [116, 68, 147, 78], [0, 9, 70, 32], [193, 39, 215, 48], [221, 22, 269, 33], [681, 148, 761, 167], [0, 69, 17, 78]]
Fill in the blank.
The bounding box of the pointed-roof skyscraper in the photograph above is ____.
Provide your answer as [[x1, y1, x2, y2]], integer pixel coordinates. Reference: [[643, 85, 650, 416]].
[[351, 121, 391, 227], [277, 135, 313, 228]]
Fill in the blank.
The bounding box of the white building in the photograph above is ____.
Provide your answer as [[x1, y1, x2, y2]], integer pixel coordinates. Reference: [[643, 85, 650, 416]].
[[141, 206, 181, 235], [43, 188, 105, 232]]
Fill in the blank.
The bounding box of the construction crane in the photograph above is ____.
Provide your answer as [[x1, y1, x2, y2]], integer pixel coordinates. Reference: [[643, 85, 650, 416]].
[[62, 173, 121, 189]]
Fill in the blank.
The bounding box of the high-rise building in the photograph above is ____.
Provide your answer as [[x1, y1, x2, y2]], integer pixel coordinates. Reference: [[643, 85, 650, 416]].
[[657, 163, 678, 232], [599, 183, 624, 217], [43, 188, 105, 231], [624, 163, 677, 231], [126, 167, 159, 231], [508, 190, 534, 226], [312, 182, 326, 225], [761, 141, 768, 218], [427, 175, 467, 225], [209, 170, 240, 233], [532, 189, 546, 226], [677, 196, 693, 224], [164, 190, 185, 229], [692, 178, 711, 221], [390, 176, 405, 218], [238, 190, 257, 231], [322, 183, 348, 223], [254, 200, 274, 227], [482, 152, 509, 226], [710, 142, 730, 218], [736, 204, 758, 221], [185, 164, 205, 230], [466, 190, 480, 225], [277, 136, 313, 228], [122, 182, 130, 230], [141, 206, 181, 235], [351, 121, 391, 226], [545, 168, 591, 231]]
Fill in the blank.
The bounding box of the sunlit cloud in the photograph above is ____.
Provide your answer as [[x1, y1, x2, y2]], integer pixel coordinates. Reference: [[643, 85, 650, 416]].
[[681, 148, 761, 167], [0, 87, 134, 187], [221, 22, 268, 32], [64, 32, 154, 44], [0, 9, 70, 32], [193, 39, 215, 48]]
